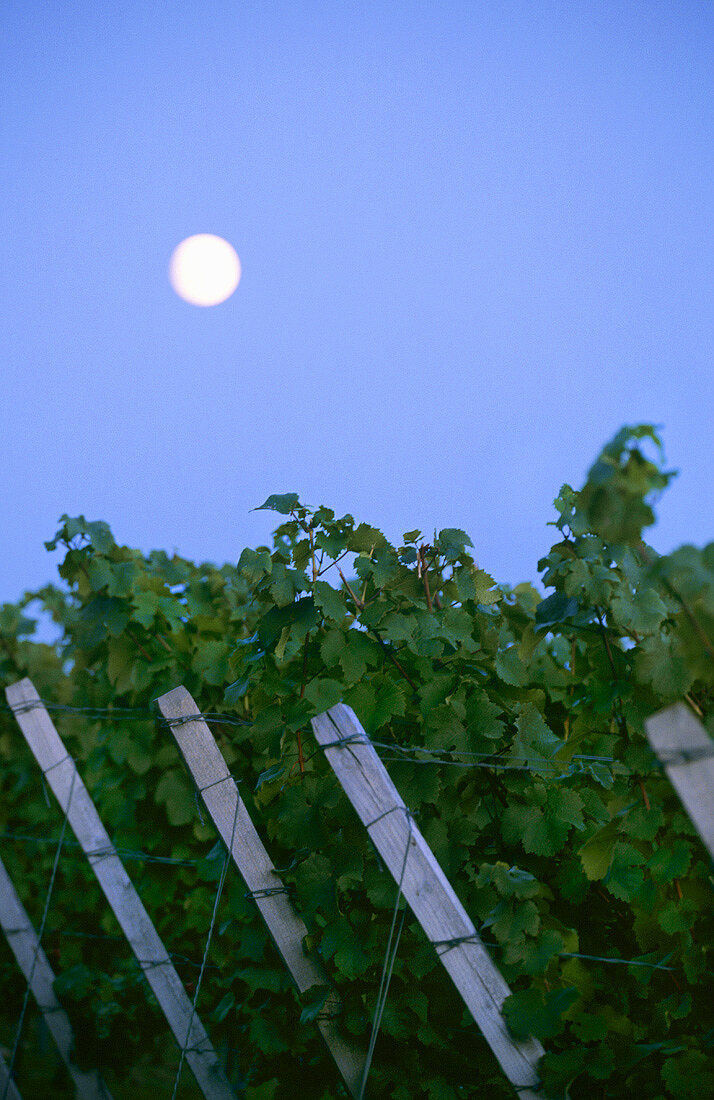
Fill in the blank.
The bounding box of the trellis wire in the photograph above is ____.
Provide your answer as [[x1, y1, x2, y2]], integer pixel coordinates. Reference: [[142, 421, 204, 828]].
[[34, 926, 224, 970], [0, 832, 203, 867], [1, 695, 695, 1082], [0, 700, 689, 997], [3, 696, 684, 782], [0, 895, 687, 976], [0, 698, 690, 965], [1, 689, 704, 1100], [0, 700, 250, 726], [170, 792, 241, 1100], [358, 807, 414, 1099], [0, 698, 624, 766]]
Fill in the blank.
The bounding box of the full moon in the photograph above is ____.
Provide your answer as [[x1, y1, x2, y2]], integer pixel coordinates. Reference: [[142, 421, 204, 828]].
[[169, 234, 241, 306]]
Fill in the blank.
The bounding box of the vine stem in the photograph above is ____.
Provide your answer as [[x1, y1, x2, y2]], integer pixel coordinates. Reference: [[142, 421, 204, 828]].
[[425, 550, 444, 609], [667, 582, 714, 659], [594, 606, 618, 680], [360, 546, 375, 606], [419, 545, 443, 610], [125, 628, 153, 663], [291, 511, 316, 778], [418, 545, 433, 611], [337, 567, 364, 611], [317, 549, 350, 577], [371, 634, 419, 693], [336, 566, 418, 693], [334, 564, 419, 693], [685, 693, 704, 718], [565, 637, 577, 739], [594, 606, 629, 741], [156, 633, 192, 672], [296, 631, 310, 776], [309, 525, 317, 584]]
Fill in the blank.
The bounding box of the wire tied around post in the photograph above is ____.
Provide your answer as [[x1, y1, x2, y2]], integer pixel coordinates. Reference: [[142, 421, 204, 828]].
[[656, 745, 714, 766], [244, 886, 292, 901], [318, 732, 366, 751], [191, 770, 242, 827], [431, 933, 481, 956]]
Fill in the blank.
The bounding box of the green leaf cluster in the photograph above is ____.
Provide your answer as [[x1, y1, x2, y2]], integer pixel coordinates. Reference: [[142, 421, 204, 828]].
[[1, 424, 713, 1098]]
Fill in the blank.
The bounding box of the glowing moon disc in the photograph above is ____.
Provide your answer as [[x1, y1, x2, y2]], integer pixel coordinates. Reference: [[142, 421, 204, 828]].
[[169, 234, 241, 306]]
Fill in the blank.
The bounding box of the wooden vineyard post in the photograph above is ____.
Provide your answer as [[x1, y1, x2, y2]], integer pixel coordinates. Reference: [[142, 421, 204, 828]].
[[311, 703, 547, 1100], [4, 679, 236, 1100], [0, 853, 113, 1100], [156, 686, 367, 1100], [645, 702, 714, 860]]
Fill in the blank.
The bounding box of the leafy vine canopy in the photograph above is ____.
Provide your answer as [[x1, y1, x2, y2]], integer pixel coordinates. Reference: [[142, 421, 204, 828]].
[[1, 423, 713, 1099]]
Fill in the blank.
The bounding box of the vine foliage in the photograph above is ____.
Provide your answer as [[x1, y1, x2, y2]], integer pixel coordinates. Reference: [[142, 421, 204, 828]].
[[1, 424, 713, 1099]]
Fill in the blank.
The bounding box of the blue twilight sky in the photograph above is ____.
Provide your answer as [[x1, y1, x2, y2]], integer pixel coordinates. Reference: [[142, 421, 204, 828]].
[[2, 2, 712, 635]]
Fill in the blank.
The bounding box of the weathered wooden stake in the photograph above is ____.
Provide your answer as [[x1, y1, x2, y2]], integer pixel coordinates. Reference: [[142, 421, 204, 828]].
[[156, 685, 366, 1099], [312, 703, 547, 1100], [0, 853, 112, 1100], [5, 678, 236, 1100], [645, 702, 714, 860]]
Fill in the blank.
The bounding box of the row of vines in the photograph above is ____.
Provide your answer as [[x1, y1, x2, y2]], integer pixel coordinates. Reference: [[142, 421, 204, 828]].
[[1, 424, 713, 1098]]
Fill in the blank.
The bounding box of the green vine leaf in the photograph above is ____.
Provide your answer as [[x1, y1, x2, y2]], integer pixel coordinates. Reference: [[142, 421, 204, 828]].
[[253, 493, 302, 514], [154, 769, 195, 826], [502, 986, 578, 1040]]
